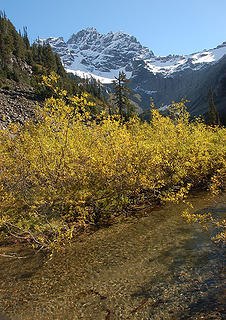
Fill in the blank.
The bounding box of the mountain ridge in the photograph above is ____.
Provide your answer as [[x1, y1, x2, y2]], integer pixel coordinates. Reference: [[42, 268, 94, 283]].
[[39, 28, 226, 122], [39, 28, 226, 80]]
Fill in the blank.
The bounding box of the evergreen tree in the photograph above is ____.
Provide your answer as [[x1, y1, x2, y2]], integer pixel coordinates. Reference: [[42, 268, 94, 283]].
[[208, 88, 220, 125], [22, 26, 30, 50], [0, 12, 13, 70], [42, 43, 56, 72], [113, 71, 131, 118], [55, 53, 66, 77], [97, 80, 103, 99]]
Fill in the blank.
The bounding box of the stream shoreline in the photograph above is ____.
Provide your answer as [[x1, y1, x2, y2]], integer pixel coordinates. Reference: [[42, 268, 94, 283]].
[[0, 191, 225, 320]]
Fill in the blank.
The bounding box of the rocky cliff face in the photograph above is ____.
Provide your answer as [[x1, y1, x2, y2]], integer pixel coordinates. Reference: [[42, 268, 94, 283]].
[[0, 84, 36, 129], [39, 29, 226, 119]]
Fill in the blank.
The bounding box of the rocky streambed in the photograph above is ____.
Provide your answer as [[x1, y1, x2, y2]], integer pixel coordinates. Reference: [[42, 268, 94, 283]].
[[0, 192, 225, 320]]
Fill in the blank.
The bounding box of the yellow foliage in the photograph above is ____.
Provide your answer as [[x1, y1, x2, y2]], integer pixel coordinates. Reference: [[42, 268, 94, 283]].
[[182, 211, 225, 245], [0, 74, 225, 250]]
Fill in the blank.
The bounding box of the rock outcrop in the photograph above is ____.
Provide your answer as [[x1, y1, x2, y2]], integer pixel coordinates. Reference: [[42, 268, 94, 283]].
[[0, 84, 37, 129]]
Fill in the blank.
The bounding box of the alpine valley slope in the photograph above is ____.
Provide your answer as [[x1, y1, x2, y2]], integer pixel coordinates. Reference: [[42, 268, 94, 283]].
[[39, 28, 226, 121]]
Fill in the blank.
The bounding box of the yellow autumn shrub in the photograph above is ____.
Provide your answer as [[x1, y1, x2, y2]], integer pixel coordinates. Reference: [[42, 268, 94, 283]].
[[0, 73, 225, 250]]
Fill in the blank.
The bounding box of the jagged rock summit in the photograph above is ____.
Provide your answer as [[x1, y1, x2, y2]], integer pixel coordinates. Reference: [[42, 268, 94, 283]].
[[39, 29, 226, 81], [39, 28, 154, 81]]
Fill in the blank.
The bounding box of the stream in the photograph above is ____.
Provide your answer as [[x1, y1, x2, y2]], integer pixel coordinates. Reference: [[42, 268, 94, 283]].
[[0, 192, 225, 320]]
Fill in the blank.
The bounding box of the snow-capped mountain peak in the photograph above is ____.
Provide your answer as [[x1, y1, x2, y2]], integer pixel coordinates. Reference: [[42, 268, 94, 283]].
[[38, 28, 154, 81], [38, 28, 226, 82]]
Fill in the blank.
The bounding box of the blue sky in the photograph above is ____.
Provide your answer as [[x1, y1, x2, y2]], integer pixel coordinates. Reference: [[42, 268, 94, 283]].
[[1, 0, 226, 56]]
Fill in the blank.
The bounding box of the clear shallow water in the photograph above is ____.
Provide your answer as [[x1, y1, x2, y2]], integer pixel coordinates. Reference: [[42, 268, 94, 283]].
[[0, 192, 225, 320]]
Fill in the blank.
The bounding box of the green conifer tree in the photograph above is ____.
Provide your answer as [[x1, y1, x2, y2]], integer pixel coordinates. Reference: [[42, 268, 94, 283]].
[[0, 12, 13, 70], [113, 71, 131, 118], [42, 44, 56, 72], [55, 53, 66, 77], [208, 88, 220, 125], [23, 26, 30, 50]]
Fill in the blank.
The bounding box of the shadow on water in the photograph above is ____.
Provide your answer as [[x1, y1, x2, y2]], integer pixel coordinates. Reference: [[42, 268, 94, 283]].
[[131, 203, 225, 319]]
